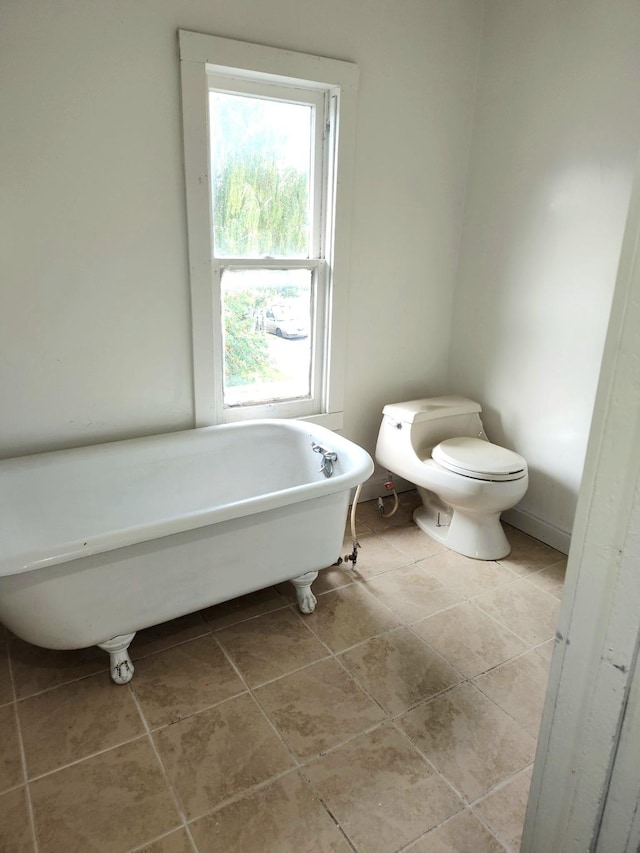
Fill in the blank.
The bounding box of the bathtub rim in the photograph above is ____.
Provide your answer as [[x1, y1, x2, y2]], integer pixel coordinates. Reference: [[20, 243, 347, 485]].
[[0, 419, 373, 578]]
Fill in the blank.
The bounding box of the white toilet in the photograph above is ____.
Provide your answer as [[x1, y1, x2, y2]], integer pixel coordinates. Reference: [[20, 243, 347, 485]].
[[375, 395, 528, 560]]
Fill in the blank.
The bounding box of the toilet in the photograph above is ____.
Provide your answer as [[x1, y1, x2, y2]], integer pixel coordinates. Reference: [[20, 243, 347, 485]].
[[375, 395, 528, 560]]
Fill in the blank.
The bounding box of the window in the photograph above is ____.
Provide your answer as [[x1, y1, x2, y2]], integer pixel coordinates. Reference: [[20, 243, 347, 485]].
[[179, 31, 359, 427]]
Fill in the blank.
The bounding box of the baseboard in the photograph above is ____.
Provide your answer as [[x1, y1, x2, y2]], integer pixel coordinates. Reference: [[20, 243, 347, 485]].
[[502, 507, 571, 555]]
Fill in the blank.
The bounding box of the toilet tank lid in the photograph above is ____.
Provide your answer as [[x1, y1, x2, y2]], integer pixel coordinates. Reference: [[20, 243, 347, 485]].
[[382, 395, 482, 424]]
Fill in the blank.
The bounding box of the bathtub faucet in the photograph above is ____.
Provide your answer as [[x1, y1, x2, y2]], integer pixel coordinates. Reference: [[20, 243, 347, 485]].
[[312, 442, 338, 478]]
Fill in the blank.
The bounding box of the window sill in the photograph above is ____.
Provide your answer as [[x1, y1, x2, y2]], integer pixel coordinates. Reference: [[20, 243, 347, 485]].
[[298, 411, 343, 431]]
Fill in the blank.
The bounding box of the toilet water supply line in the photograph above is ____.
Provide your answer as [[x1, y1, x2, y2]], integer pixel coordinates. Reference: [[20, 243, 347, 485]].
[[378, 474, 399, 518]]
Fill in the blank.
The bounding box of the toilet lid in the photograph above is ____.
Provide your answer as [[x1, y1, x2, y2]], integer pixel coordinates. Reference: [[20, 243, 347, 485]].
[[432, 437, 527, 481]]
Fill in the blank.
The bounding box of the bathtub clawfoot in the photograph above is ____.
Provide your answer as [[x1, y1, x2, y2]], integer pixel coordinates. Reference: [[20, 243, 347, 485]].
[[290, 570, 318, 614], [98, 633, 136, 685]]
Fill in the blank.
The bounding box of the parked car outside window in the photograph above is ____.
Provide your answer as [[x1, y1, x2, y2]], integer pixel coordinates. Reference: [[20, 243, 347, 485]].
[[264, 306, 309, 339]]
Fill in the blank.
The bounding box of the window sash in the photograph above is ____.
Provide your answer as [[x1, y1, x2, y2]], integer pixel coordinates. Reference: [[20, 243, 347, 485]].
[[207, 76, 327, 262], [214, 259, 328, 422], [208, 76, 330, 418], [207, 74, 329, 418]]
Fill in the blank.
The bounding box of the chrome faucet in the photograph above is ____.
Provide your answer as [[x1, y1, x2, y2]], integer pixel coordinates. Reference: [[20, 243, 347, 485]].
[[312, 442, 338, 478]]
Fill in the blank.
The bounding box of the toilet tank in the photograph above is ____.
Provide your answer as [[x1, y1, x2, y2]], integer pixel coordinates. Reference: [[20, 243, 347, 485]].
[[378, 396, 487, 461]]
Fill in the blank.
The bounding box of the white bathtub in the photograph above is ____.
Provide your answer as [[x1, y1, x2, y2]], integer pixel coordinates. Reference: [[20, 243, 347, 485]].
[[0, 419, 373, 683]]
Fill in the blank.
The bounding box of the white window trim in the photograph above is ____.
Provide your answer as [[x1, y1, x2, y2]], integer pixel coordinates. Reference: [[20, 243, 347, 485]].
[[178, 30, 359, 430]]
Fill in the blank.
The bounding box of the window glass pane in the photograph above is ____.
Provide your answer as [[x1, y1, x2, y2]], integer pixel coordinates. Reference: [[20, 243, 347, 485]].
[[221, 268, 313, 407], [210, 92, 312, 259]]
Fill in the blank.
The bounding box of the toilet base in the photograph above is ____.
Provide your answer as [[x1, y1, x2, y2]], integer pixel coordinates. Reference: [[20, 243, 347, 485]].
[[413, 504, 511, 561]]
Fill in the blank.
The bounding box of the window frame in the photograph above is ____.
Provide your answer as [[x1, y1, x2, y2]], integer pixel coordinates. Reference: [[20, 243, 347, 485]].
[[178, 30, 359, 429]]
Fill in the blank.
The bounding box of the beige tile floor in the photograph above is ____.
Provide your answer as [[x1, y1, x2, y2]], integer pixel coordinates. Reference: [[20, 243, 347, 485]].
[[0, 492, 566, 853]]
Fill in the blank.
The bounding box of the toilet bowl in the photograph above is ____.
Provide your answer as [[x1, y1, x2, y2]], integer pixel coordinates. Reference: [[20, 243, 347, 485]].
[[375, 396, 528, 560]]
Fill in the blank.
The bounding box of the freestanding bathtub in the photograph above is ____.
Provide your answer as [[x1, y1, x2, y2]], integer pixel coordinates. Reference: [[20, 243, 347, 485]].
[[0, 419, 373, 684]]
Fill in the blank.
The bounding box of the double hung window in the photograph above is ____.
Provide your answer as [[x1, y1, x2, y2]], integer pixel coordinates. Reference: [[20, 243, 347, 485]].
[[179, 31, 358, 427]]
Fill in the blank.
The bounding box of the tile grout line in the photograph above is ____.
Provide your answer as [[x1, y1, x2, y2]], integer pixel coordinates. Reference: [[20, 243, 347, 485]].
[[204, 594, 291, 632], [271, 554, 389, 850], [210, 579, 448, 849], [126, 684, 200, 853], [395, 807, 509, 853], [468, 763, 535, 853], [175, 628, 360, 850], [8, 660, 109, 702], [210, 629, 304, 771], [404, 570, 559, 649], [6, 649, 39, 853], [390, 699, 534, 819], [417, 560, 520, 594], [390, 715, 475, 812], [126, 826, 196, 853], [131, 630, 214, 664], [390, 675, 539, 789], [294, 768, 359, 852], [470, 802, 519, 853], [182, 766, 300, 827], [471, 639, 554, 677], [296, 580, 406, 650], [388, 717, 473, 843], [209, 608, 403, 850], [289, 569, 542, 689], [464, 597, 540, 646], [402, 606, 543, 680], [24, 732, 149, 783], [469, 594, 558, 647], [520, 570, 565, 602], [19, 687, 257, 783], [501, 568, 565, 598], [242, 645, 337, 690], [468, 760, 535, 807], [470, 677, 544, 742]]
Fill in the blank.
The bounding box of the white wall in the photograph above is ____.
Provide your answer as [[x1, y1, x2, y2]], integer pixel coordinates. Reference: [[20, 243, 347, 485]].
[[448, 0, 640, 546], [0, 0, 483, 460], [6, 1, 634, 545]]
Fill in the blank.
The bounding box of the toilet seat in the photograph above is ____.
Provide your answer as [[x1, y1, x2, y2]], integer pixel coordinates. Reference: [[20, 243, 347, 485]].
[[432, 437, 527, 482]]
